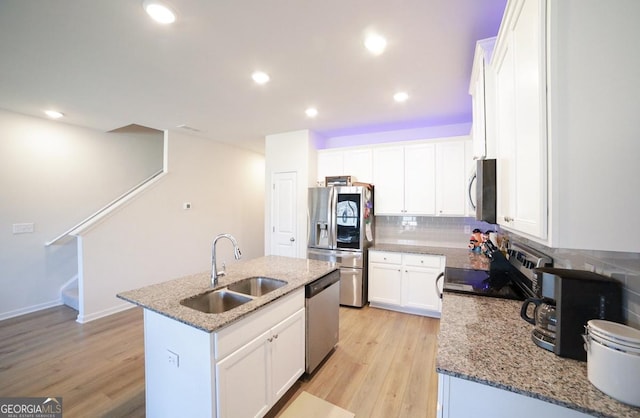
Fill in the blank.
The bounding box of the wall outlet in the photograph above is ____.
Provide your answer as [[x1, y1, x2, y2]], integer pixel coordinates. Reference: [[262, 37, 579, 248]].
[[167, 350, 179, 368], [183, 202, 191, 210], [463, 225, 471, 235], [13, 223, 34, 234]]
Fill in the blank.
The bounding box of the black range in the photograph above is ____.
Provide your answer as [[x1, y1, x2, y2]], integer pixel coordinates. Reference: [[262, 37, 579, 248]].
[[442, 241, 553, 301]]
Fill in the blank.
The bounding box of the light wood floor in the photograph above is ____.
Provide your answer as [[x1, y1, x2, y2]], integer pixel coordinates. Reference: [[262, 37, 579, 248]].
[[0, 304, 439, 418]]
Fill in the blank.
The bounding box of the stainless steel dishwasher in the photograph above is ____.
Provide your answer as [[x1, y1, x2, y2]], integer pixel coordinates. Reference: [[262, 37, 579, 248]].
[[305, 269, 340, 374]]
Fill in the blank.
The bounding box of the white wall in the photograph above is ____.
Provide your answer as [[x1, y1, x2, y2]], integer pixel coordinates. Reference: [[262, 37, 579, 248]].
[[264, 130, 319, 258], [0, 109, 163, 319], [78, 129, 265, 321]]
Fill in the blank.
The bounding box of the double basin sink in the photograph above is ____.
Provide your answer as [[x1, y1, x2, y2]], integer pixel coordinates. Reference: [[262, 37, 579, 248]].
[[180, 276, 287, 314]]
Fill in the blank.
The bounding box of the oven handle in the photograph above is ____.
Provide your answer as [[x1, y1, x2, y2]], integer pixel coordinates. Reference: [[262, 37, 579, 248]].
[[435, 272, 445, 299]]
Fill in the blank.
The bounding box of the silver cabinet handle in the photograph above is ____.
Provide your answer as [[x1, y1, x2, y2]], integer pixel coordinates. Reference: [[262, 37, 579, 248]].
[[504, 216, 513, 222], [290, 237, 295, 242]]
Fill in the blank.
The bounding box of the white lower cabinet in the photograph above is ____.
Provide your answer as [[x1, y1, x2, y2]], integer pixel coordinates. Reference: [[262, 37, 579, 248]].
[[368, 250, 443, 317], [216, 307, 305, 418], [143, 288, 305, 418], [438, 374, 591, 418]]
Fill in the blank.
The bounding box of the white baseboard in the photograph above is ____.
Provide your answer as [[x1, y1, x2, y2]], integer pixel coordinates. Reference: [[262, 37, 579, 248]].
[[76, 302, 135, 324], [0, 299, 63, 321]]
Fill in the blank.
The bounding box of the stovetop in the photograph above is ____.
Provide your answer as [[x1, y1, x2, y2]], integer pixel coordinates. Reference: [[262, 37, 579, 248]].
[[443, 267, 531, 300], [443, 241, 553, 301]]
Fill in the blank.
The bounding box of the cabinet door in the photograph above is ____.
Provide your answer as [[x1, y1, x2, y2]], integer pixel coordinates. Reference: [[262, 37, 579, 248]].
[[369, 262, 402, 305], [372, 146, 405, 214], [494, 0, 547, 238], [344, 148, 373, 183], [271, 309, 305, 400], [495, 27, 516, 229], [404, 266, 441, 313], [471, 58, 487, 159], [216, 331, 271, 418], [404, 143, 436, 215], [317, 150, 344, 184], [435, 141, 467, 216], [510, 0, 547, 239]]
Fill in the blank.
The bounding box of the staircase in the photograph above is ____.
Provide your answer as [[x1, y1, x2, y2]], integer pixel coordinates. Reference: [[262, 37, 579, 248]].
[[60, 276, 79, 311]]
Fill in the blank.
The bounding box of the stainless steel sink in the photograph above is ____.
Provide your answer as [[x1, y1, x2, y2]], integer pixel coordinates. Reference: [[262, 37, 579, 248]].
[[227, 276, 287, 297], [180, 290, 252, 314]]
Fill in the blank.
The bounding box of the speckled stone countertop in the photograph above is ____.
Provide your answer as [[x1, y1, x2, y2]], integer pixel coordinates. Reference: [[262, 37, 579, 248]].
[[369, 243, 490, 271], [117, 256, 337, 333], [437, 293, 640, 418]]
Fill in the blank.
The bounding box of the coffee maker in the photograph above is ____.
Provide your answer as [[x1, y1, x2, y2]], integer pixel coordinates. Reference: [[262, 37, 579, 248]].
[[520, 267, 623, 361]]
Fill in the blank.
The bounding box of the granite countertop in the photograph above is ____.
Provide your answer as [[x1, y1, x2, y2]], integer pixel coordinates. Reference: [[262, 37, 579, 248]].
[[437, 293, 640, 418], [117, 255, 337, 333], [369, 243, 490, 271]]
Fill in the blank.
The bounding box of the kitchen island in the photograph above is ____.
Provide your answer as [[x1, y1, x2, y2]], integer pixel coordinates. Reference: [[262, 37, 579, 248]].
[[437, 293, 640, 418], [118, 255, 337, 418]]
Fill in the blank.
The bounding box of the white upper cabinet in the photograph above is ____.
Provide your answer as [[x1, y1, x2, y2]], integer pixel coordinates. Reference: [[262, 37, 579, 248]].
[[493, 0, 547, 239], [491, 0, 640, 252], [317, 148, 373, 184], [404, 143, 437, 214], [435, 141, 467, 216], [469, 37, 496, 160], [372, 145, 406, 214], [372, 138, 469, 216]]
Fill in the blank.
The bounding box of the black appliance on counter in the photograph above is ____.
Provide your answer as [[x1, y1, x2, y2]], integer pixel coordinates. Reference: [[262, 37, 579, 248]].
[[442, 241, 552, 301], [520, 267, 623, 361], [468, 159, 496, 224]]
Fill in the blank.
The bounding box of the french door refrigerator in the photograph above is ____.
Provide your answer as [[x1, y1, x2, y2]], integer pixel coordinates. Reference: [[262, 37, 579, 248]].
[[306, 186, 374, 307]]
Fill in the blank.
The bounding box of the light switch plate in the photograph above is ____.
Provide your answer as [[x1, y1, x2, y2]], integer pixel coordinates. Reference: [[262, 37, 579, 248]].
[[13, 223, 34, 234], [167, 349, 179, 368]]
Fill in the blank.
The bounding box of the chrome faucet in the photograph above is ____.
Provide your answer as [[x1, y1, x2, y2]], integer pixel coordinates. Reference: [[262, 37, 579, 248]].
[[211, 233, 242, 287]]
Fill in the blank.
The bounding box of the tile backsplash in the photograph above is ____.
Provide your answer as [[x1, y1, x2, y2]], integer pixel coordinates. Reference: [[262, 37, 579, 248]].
[[374, 215, 497, 248], [507, 234, 640, 329], [374, 215, 640, 328]]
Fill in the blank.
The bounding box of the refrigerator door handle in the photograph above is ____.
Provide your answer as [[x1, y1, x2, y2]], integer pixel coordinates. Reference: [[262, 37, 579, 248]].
[[329, 188, 337, 249]]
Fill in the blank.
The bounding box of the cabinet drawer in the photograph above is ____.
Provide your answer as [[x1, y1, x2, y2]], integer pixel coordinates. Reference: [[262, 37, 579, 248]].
[[369, 251, 402, 264], [403, 253, 443, 268], [215, 288, 304, 360]]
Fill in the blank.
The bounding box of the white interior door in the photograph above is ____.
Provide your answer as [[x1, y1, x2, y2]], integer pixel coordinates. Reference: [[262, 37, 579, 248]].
[[271, 171, 297, 257]]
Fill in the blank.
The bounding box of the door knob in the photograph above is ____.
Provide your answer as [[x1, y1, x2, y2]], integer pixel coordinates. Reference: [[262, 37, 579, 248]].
[[290, 237, 295, 242]]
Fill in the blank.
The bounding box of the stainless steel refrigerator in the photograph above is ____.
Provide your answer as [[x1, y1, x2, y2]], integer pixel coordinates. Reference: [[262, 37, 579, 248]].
[[306, 185, 374, 307]]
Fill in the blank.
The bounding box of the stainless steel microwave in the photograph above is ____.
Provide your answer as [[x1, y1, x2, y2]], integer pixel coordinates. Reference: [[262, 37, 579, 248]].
[[468, 159, 496, 224]]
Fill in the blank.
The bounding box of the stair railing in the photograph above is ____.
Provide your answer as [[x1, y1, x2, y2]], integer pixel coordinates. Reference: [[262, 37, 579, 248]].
[[45, 168, 165, 246]]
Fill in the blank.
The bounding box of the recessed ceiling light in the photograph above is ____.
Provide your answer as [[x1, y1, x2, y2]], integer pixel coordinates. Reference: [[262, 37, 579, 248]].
[[394, 92, 409, 103], [44, 110, 64, 119], [143, 0, 176, 24], [305, 108, 318, 118], [251, 71, 270, 85], [364, 33, 387, 55]]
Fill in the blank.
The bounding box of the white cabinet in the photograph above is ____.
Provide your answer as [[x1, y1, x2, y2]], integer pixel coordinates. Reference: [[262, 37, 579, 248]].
[[372, 138, 469, 216], [369, 250, 443, 317], [435, 141, 467, 216], [142, 288, 305, 418], [373, 144, 436, 215], [216, 307, 305, 418], [469, 37, 496, 159], [438, 374, 590, 418], [493, 0, 547, 239], [368, 251, 403, 305], [491, 0, 640, 252], [317, 147, 373, 184]]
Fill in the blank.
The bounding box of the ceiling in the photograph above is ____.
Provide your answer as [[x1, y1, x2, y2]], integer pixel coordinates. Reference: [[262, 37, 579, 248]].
[[0, 0, 507, 153]]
